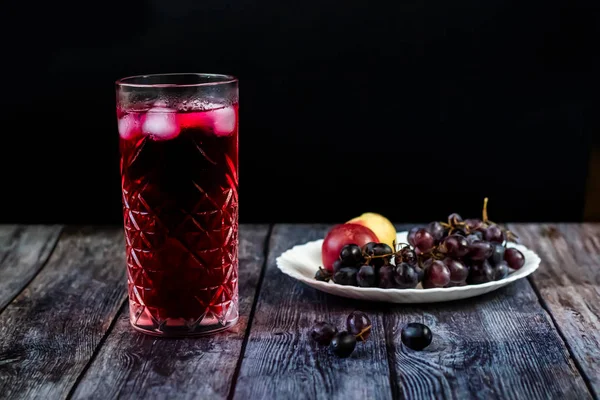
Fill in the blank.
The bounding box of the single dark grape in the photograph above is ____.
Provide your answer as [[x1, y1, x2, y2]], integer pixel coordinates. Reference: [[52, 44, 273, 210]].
[[333, 267, 358, 286], [413, 228, 435, 253], [443, 258, 468, 283], [489, 243, 506, 266], [493, 261, 509, 280], [504, 248, 525, 270], [401, 322, 433, 350], [370, 243, 393, 267], [448, 213, 463, 224], [378, 265, 398, 289], [311, 321, 338, 345], [440, 234, 469, 258], [357, 265, 377, 287], [407, 227, 421, 247], [427, 221, 445, 242], [464, 218, 484, 232], [484, 225, 505, 243], [467, 260, 494, 284], [314, 267, 332, 282], [466, 232, 483, 244], [394, 262, 419, 289], [374, 243, 393, 255], [347, 311, 372, 341], [361, 242, 377, 257], [332, 259, 343, 273], [339, 244, 363, 267], [399, 247, 417, 266], [469, 240, 494, 261], [331, 331, 357, 357], [423, 260, 451, 288]]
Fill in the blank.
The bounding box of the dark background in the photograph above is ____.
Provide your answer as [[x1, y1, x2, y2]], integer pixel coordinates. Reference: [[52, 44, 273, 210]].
[[0, 0, 597, 224]]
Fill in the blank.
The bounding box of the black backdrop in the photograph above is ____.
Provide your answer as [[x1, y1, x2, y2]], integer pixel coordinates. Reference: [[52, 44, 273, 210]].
[[0, 0, 596, 224]]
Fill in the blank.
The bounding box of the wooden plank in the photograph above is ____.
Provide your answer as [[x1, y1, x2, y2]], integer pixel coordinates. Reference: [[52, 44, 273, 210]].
[[0, 226, 126, 399], [384, 224, 592, 400], [510, 223, 600, 398], [0, 225, 62, 310], [232, 224, 393, 400], [70, 224, 270, 400]]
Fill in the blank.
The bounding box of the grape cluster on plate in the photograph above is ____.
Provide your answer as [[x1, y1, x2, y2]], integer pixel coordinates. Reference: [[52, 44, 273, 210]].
[[315, 199, 526, 289]]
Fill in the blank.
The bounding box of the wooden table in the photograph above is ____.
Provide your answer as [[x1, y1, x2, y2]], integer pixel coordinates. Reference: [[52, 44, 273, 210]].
[[0, 224, 599, 400]]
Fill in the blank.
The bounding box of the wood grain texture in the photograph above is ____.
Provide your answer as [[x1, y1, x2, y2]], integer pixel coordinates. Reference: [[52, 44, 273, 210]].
[[0, 225, 62, 310], [0, 226, 126, 400], [232, 224, 393, 400], [510, 223, 600, 398], [70, 224, 270, 400], [384, 223, 592, 400]]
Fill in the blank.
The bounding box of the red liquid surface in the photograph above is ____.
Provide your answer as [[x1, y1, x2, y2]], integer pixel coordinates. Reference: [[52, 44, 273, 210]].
[[119, 105, 239, 331]]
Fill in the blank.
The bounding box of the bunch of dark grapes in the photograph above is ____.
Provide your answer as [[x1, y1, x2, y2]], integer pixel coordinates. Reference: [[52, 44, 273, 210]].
[[410, 198, 525, 288], [315, 198, 526, 290], [314, 240, 421, 289], [311, 311, 372, 358]]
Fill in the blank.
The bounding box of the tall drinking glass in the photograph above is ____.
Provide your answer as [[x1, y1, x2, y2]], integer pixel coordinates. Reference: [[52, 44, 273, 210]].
[[116, 73, 239, 336]]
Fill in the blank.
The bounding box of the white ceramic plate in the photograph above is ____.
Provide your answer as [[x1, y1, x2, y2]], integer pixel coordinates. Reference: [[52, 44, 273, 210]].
[[276, 231, 541, 303]]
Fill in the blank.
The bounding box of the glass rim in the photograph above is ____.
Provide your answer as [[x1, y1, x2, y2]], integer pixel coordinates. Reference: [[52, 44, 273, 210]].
[[116, 73, 238, 88]]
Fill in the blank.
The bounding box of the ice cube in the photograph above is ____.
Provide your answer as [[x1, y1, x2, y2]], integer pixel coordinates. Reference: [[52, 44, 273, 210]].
[[142, 107, 181, 140], [153, 100, 169, 108], [208, 106, 236, 136], [118, 114, 142, 140], [176, 105, 237, 136]]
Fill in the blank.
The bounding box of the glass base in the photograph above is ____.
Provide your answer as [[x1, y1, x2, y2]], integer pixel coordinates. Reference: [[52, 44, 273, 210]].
[[129, 301, 239, 337], [131, 316, 239, 337]]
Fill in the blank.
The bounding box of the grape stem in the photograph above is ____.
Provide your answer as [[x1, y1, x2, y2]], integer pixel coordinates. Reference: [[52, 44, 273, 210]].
[[355, 325, 372, 341], [363, 243, 412, 264], [436, 198, 519, 242], [316, 266, 332, 281], [416, 246, 445, 264], [482, 197, 489, 222], [481, 197, 519, 242]]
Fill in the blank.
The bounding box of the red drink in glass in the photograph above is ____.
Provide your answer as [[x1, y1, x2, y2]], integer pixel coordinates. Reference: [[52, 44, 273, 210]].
[[116, 74, 239, 336]]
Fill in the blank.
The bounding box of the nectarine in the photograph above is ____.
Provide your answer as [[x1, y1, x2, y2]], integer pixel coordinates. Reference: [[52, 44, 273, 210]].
[[322, 224, 378, 272], [347, 212, 397, 249]]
